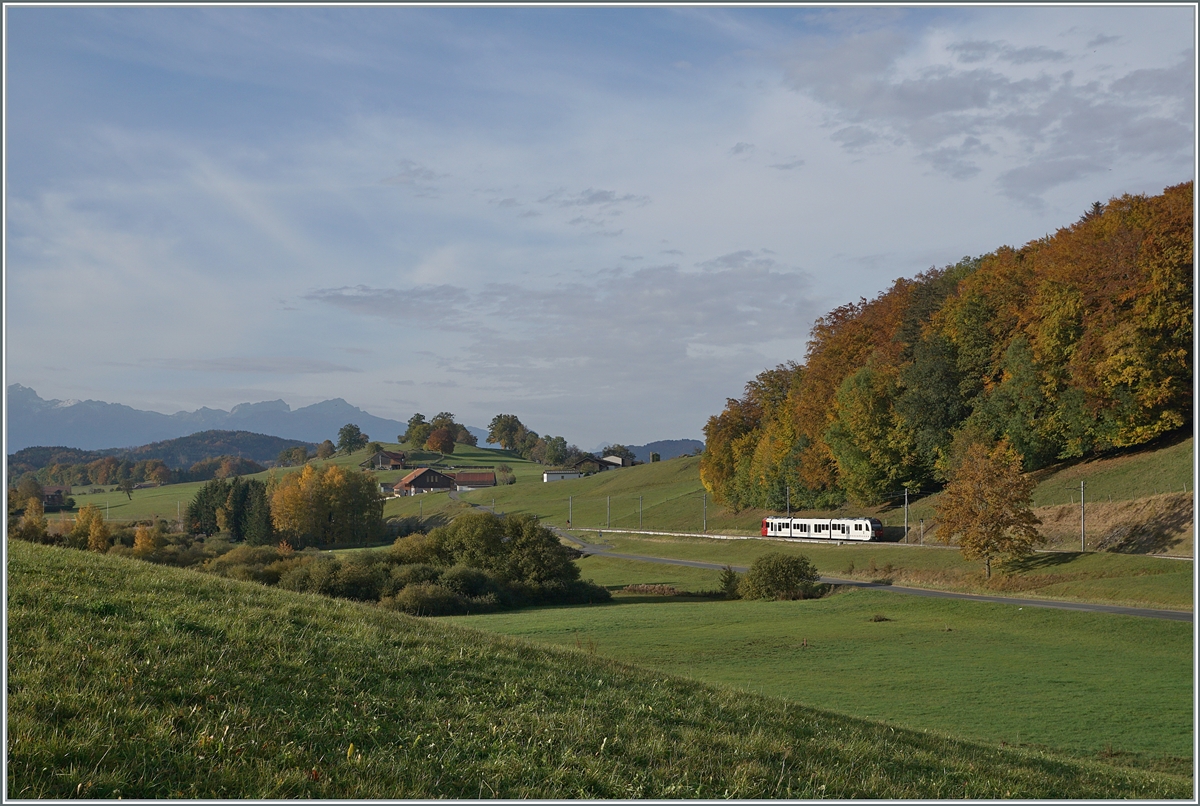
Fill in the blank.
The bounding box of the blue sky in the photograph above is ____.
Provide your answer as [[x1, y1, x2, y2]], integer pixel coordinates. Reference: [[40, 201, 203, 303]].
[[4, 5, 1194, 449]]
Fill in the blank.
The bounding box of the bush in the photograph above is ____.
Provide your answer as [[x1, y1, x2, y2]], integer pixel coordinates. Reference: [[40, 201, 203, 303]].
[[719, 565, 741, 599], [328, 561, 387, 601], [739, 552, 821, 600], [382, 582, 470, 616], [439, 565, 498, 598]]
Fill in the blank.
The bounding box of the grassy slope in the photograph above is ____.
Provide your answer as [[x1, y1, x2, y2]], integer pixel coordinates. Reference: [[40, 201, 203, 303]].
[[460, 555, 1194, 770], [7, 540, 1190, 799]]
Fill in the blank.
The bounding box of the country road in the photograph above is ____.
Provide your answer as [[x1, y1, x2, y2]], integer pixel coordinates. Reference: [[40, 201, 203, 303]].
[[447, 492, 1192, 622]]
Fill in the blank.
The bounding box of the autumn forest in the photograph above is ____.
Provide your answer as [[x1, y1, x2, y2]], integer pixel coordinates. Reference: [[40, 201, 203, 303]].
[[700, 182, 1193, 511]]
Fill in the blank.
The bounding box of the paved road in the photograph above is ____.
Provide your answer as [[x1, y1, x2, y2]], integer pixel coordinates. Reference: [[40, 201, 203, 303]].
[[563, 533, 1193, 623]]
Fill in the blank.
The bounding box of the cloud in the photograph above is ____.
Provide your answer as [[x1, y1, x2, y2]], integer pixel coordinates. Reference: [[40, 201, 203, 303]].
[[381, 159, 446, 188], [304, 285, 473, 323], [540, 187, 650, 208], [1087, 34, 1120, 47], [769, 159, 805, 170], [783, 24, 1193, 202], [144, 357, 360, 374], [730, 141, 756, 155]]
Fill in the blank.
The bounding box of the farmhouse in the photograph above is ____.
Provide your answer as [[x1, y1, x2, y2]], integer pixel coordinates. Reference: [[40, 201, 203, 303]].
[[543, 470, 582, 482], [602, 455, 632, 468], [394, 467, 455, 496], [41, 485, 70, 509], [454, 471, 496, 491], [360, 450, 407, 471]]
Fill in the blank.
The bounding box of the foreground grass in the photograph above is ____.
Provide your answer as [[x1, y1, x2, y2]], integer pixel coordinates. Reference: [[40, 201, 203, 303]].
[[578, 532, 1194, 611], [463, 555, 1194, 773], [8, 541, 1190, 799]]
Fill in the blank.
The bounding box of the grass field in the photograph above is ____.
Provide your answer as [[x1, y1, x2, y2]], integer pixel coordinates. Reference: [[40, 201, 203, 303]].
[[571, 532, 1194, 611], [7, 540, 1191, 799], [456, 556, 1195, 774]]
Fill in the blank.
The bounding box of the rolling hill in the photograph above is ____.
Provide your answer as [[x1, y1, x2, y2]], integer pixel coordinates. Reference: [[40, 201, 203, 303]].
[[7, 540, 1189, 799]]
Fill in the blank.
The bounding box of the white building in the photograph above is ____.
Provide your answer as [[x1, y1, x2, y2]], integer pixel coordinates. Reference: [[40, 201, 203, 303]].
[[543, 470, 583, 483]]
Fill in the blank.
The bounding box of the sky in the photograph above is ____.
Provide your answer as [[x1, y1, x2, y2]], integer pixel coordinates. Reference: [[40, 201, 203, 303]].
[[4, 4, 1195, 450]]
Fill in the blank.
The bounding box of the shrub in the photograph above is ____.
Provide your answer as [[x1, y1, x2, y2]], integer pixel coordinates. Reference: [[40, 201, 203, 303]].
[[382, 582, 470, 616], [204, 544, 285, 584], [719, 565, 741, 599], [739, 552, 821, 600], [328, 561, 387, 601], [439, 565, 498, 598]]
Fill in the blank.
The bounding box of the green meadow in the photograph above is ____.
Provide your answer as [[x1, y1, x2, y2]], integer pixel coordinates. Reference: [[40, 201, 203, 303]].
[[8, 540, 1191, 799], [455, 555, 1195, 774], [573, 532, 1194, 611]]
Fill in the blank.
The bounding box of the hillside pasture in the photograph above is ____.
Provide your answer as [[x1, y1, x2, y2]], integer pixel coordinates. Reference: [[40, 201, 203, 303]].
[[459, 556, 1195, 773], [7, 540, 1190, 799], [576, 533, 1193, 611]]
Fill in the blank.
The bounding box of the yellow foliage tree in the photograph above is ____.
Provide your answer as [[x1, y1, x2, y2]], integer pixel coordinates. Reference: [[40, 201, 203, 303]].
[[15, 496, 48, 543], [935, 440, 1041, 578], [87, 515, 111, 553]]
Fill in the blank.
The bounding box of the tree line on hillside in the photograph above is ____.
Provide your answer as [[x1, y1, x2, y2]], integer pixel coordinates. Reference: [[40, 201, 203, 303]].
[[7, 431, 313, 480], [485, 413, 636, 468], [9, 454, 267, 491], [701, 182, 1193, 511]]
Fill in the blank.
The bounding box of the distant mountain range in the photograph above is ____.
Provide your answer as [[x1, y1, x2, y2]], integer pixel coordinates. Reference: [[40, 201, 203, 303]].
[[6, 385, 410, 453]]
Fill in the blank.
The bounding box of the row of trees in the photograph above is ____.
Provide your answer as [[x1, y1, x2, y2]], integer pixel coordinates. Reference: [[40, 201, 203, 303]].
[[701, 183, 1192, 511], [485, 414, 632, 468], [186, 464, 384, 548], [14, 454, 266, 489]]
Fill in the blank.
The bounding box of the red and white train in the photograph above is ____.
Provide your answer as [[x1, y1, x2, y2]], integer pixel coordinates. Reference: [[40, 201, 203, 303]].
[[761, 516, 883, 541]]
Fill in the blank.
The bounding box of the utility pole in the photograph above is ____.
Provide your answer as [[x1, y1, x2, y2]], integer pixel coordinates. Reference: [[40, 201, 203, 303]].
[[703, 493, 707, 533], [904, 487, 909, 544], [786, 485, 790, 520], [1081, 480, 1086, 551], [568, 495, 572, 528], [607, 496, 610, 528], [639, 496, 643, 529], [919, 518, 924, 545]]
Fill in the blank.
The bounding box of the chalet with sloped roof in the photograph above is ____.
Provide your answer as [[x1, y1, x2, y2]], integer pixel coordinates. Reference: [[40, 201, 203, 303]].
[[360, 450, 407, 471], [394, 467, 455, 496]]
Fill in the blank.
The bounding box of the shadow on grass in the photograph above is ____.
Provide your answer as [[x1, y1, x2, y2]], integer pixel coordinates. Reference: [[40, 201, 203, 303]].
[[1003, 552, 1083, 573]]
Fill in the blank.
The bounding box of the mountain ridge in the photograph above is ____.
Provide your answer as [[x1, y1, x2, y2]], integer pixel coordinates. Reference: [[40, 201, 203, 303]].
[[6, 385, 409, 453]]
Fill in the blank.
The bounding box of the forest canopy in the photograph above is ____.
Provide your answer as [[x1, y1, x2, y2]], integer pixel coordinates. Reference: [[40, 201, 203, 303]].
[[700, 182, 1193, 511]]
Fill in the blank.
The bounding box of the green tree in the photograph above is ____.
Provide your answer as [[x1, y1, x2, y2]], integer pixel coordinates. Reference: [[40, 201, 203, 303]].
[[117, 477, 136, 501], [404, 413, 433, 450], [430, 412, 456, 431], [486, 414, 525, 451], [935, 440, 1041, 578], [186, 478, 231, 536], [316, 439, 336, 459], [16, 474, 43, 503], [337, 423, 369, 454], [454, 425, 478, 446]]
